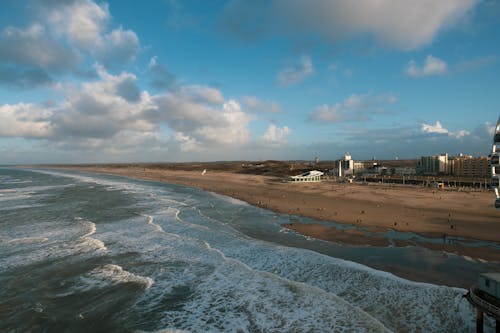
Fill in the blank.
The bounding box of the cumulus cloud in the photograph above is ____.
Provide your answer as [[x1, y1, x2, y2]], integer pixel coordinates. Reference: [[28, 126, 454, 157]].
[[262, 124, 291, 144], [420, 121, 470, 139], [46, 0, 109, 49], [244, 96, 281, 113], [421, 120, 449, 134], [277, 55, 314, 86], [51, 67, 155, 142], [0, 67, 259, 154], [45, 0, 139, 67], [0, 0, 141, 89], [148, 56, 176, 90], [309, 93, 397, 123], [96, 28, 140, 66], [406, 55, 448, 77], [0, 23, 80, 87], [154, 93, 253, 150], [0, 103, 54, 139], [0, 24, 79, 71], [222, 0, 479, 50], [0, 66, 53, 88]]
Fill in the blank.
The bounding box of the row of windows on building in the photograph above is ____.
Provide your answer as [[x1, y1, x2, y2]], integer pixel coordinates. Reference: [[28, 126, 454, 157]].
[[416, 153, 491, 177]]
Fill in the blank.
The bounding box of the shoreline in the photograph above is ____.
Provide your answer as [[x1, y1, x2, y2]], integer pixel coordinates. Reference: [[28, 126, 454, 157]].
[[50, 166, 500, 262]]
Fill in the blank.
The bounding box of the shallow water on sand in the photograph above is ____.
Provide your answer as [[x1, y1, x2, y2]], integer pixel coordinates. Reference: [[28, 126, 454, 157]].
[[0, 168, 497, 332]]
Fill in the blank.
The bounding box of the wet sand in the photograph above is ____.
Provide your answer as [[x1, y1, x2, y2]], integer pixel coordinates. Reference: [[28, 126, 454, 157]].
[[59, 166, 500, 261]]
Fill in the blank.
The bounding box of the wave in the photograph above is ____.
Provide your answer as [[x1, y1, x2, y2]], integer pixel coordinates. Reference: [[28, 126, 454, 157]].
[[53, 264, 154, 299], [10, 168, 490, 331], [221, 242, 475, 332], [82, 264, 154, 290], [0, 203, 46, 211], [0, 193, 33, 202], [80, 220, 97, 238], [5, 237, 49, 244], [78, 220, 107, 252], [207, 191, 250, 206], [140, 214, 164, 233], [144, 241, 391, 332]]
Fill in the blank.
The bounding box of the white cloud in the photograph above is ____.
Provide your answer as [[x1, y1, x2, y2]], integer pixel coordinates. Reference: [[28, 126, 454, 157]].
[[97, 27, 140, 65], [0, 23, 80, 87], [420, 121, 470, 138], [223, 0, 479, 50], [193, 100, 253, 146], [421, 121, 449, 134], [172, 132, 201, 152], [0, 24, 79, 70], [277, 55, 314, 86], [0, 103, 54, 138], [148, 56, 175, 90], [0, 0, 141, 89], [244, 96, 281, 113], [0, 67, 258, 153], [52, 67, 156, 142], [47, 0, 109, 49], [262, 124, 291, 144], [179, 85, 224, 104], [452, 129, 470, 139], [406, 55, 448, 77], [44, 0, 139, 67], [310, 103, 345, 123], [309, 93, 397, 123]]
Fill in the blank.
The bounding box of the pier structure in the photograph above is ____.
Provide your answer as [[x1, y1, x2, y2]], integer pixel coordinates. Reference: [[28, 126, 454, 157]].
[[465, 285, 500, 333], [465, 117, 500, 333]]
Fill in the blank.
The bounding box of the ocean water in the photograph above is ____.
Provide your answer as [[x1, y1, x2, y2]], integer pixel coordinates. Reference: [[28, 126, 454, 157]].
[[0, 168, 497, 332]]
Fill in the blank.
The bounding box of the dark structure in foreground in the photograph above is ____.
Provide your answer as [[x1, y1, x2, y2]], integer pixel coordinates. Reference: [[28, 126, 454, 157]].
[[465, 117, 500, 333], [465, 273, 500, 333]]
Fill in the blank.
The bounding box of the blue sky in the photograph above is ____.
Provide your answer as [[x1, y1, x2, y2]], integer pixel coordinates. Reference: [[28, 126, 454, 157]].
[[0, 0, 499, 163]]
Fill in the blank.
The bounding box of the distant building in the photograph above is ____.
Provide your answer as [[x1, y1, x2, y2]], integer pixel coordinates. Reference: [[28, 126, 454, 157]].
[[417, 154, 449, 175], [331, 154, 354, 177], [353, 161, 366, 173], [289, 170, 324, 182], [451, 155, 490, 178], [393, 166, 417, 176]]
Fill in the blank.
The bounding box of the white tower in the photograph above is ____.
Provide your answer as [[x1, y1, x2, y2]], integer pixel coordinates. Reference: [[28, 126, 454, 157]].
[[492, 116, 500, 209]]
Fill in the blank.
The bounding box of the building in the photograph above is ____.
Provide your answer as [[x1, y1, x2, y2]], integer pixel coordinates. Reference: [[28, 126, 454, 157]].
[[493, 116, 500, 209], [330, 154, 355, 177], [417, 154, 449, 175], [451, 155, 490, 178], [393, 166, 417, 176], [289, 170, 324, 182]]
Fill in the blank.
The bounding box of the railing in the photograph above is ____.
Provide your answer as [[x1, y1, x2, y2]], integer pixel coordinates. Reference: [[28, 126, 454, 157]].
[[467, 286, 500, 319]]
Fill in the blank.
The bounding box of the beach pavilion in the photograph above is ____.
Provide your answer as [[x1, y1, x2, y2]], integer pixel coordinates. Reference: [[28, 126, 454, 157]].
[[289, 170, 324, 182]]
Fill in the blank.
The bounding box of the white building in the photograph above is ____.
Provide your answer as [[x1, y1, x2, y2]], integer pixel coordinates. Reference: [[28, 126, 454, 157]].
[[289, 170, 324, 182], [417, 153, 449, 175], [330, 154, 355, 177]]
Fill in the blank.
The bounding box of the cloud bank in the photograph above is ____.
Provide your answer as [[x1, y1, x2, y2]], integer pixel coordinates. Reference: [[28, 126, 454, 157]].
[[406, 55, 448, 77], [277, 55, 314, 86], [222, 0, 479, 50], [309, 93, 397, 123]]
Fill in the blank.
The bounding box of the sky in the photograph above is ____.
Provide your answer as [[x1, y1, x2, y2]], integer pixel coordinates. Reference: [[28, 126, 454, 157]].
[[0, 0, 499, 164]]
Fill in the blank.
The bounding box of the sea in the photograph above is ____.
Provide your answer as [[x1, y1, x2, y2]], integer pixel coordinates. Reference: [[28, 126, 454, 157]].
[[1, 167, 498, 332]]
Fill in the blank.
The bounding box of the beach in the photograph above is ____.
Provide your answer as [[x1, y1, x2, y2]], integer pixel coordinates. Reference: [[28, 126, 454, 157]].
[[60, 165, 500, 261], [4, 166, 491, 331]]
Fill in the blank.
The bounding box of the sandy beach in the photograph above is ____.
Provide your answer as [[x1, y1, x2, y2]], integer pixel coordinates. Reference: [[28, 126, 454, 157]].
[[59, 166, 500, 261]]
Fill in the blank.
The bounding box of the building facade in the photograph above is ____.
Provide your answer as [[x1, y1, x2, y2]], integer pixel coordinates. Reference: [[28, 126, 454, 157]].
[[417, 154, 449, 175], [451, 155, 490, 178]]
